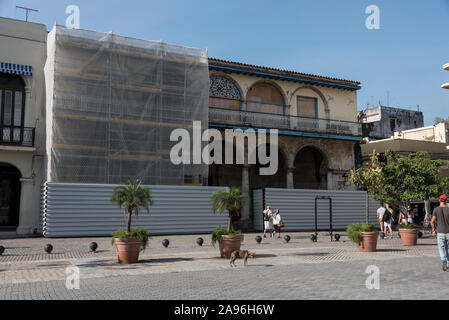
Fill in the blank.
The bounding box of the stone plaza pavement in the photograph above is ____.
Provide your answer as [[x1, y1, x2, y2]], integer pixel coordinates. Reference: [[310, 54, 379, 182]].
[[0, 231, 447, 299]]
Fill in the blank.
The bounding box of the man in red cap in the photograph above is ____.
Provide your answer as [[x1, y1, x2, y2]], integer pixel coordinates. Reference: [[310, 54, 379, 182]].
[[431, 195, 449, 271]]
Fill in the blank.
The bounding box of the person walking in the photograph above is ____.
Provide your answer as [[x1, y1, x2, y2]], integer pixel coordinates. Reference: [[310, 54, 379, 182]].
[[383, 203, 394, 238], [263, 206, 273, 238], [407, 207, 415, 225], [377, 202, 386, 233], [399, 203, 408, 224], [272, 209, 282, 238], [431, 195, 449, 271]]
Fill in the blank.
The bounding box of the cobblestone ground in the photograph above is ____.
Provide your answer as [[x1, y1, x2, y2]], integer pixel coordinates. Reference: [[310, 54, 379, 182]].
[[0, 231, 445, 299]]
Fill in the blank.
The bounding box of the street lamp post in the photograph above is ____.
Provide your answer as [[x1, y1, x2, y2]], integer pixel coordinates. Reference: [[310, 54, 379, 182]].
[[442, 63, 449, 90]]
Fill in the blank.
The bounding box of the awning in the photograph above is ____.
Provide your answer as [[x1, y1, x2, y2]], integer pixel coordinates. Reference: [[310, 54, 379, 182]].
[[0, 62, 32, 76]]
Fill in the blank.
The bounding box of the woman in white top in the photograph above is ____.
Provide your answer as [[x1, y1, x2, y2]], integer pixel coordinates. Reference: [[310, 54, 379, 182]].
[[408, 208, 415, 224], [272, 209, 282, 238]]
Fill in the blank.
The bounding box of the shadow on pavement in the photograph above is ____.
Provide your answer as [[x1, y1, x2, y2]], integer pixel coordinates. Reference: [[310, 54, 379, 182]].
[[139, 257, 194, 263], [252, 253, 277, 258], [291, 252, 329, 256], [376, 248, 406, 252]]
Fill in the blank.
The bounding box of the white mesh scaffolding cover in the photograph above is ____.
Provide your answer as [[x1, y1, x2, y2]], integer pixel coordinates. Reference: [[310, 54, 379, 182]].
[[44, 26, 209, 184]]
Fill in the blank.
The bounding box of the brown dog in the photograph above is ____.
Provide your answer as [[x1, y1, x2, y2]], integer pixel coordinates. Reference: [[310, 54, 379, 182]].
[[229, 250, 255, 267]]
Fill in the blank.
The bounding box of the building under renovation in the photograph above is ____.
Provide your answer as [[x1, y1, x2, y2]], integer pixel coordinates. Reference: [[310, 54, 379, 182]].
[[1, 19, 372, 236], [44, 26, 209, 186]]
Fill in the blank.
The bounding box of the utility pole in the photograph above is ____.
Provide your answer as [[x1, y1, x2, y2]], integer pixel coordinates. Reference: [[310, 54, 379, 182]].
[[16, 6, 38, 22]]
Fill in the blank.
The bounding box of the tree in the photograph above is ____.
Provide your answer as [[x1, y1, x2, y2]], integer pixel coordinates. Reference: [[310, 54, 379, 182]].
[[350, 151, 387, 223], [350, 149, 449, 210], [434, 116, 449, 126], [111, 178, 153, 233], [211, 187, 242, 232]]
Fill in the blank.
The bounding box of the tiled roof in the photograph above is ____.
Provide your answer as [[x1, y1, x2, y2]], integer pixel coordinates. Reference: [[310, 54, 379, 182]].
[[208, 57, 360, 89]]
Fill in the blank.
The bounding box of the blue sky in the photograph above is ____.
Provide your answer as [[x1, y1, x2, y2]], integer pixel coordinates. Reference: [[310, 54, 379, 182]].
[[1, 0, 449, 125]]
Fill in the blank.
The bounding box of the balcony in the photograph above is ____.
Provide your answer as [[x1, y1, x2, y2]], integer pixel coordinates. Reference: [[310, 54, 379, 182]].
[[1, 126, 35, 147], [209, 107, 362, 137]]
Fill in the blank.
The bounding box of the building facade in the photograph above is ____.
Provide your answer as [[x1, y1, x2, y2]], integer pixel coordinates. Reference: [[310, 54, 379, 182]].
[[207, 59, 362, 227], [0, 17, 47, 234], [360, 106, 424, 140], [0, 18, 363, 234]]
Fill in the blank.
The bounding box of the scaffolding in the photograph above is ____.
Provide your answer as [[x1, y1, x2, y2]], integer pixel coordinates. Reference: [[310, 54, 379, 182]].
[[44, 25, 209, 185]]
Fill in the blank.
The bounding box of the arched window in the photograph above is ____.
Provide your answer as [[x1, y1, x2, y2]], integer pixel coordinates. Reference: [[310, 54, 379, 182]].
[[246, 82, 286, 115], [0, 73, 26, 145], [209, 75, 241, 110]]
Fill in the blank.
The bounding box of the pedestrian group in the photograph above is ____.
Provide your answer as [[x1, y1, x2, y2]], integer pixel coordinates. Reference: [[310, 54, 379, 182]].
[[263, 206, 284, 238]]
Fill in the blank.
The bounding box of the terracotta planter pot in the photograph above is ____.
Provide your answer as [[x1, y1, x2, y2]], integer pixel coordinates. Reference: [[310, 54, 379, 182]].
[[218, 234, 244, 258], [359, 232, 379, 252], [114, 238, 142, 264], [399, 228, 418, 246]]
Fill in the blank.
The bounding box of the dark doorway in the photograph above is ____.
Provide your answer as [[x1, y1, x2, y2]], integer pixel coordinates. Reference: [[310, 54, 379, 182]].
[[249, 146, 287, 189], [294, 147, 327, 190], [0, 163, 21, 227]]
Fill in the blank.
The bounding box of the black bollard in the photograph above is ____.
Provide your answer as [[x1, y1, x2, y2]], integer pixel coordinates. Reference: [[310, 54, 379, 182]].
[[334, 234, 341, 242], [310, 234, 317, 242], [418, 231, 423, 238], [44, 244, 53, 254], [89, 242, 98, 252], [196, 237, 204, 246], [162, 239, 169, 248], [255, 236, 262, 244], [379, 232, 385, 239], [0, 245, 4, 256], [284, 235, 291, 243]]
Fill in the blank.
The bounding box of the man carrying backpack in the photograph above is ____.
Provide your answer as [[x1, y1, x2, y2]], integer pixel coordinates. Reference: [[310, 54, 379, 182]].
[[263, 206, 273, 238], [431, 195, 449, 271], [382, 203, 393, 239]]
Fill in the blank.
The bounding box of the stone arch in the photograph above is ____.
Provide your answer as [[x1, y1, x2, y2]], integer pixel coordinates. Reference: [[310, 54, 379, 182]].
[[0, 161, 24, 177], [0, 162, 22, 227], [245, 79, 287, 106], [289, 85, 329, 115], [293, 145, 329, 190], [248, 142, 288, 190], [207, 134, 242, 187]]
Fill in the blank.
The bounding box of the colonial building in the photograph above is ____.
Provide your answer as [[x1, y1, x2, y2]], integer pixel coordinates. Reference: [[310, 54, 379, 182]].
[[207, 59, 362, 227], [0, 17, 47, 234]]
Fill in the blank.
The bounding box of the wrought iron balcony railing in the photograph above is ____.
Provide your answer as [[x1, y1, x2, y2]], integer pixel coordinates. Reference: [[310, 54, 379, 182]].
[[209, 107, 362, 137], [1, 126, 35, 147]]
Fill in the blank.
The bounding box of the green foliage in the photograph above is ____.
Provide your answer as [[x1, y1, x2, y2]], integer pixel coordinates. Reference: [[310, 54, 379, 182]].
[[111, 178, 153, 232], [350, 149, 448, 205], [210, 226, 242, 246], [398, 223, 419, 229], [346, 223, 377, 245], [349, 150, 387, 202], [111, 228, 150, 250], [211, 187, 242, 232], [434, 116, 449, 126]]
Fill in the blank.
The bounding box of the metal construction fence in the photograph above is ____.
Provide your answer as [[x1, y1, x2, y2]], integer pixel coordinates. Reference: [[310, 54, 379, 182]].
[[41, 182, 228, 237], [253, 188, 379, 232]]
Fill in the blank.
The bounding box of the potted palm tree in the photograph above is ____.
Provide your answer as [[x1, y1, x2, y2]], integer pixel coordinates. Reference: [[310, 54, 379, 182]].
[[111, 178, 153, 264], [347, 223, 379, 252], [211, 187, 243, 258]]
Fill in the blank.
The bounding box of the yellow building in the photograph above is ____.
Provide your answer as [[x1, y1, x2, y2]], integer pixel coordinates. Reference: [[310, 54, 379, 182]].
[[207, 59, 363, 227]]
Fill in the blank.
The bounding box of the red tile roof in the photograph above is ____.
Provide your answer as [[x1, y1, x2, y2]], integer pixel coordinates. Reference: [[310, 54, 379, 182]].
[[208, 57, 361, 88]]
